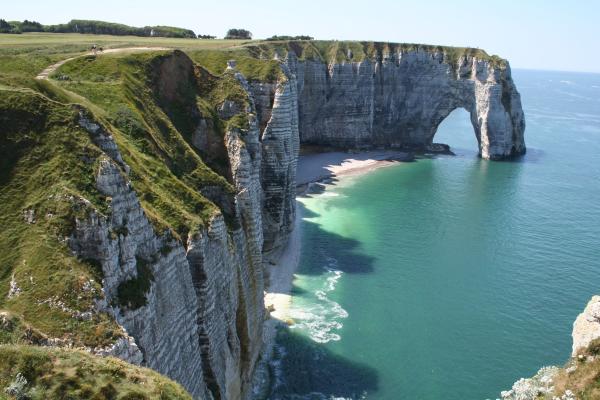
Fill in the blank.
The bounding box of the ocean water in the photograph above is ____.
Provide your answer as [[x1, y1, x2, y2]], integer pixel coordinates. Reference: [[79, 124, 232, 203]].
[[267, 69, 600, 400]]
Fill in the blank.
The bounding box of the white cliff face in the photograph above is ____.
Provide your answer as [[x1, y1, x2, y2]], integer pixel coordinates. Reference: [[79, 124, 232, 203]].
[[69, 115, 212, 399], [70, 109, 267, 400], [188, 69, 267, 399], [285, 50, 525, 159], [572, 296, 600, 356], [250, 48, 526, 252], [253, 55, 300, 253], [500, 296, 600, 399]]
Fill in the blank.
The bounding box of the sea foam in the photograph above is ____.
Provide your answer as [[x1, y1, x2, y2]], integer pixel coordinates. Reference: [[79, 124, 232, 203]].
[[289, 257, 348, 343]]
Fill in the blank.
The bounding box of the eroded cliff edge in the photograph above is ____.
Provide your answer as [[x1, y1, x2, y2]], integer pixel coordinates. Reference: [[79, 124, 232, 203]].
[[0, 41, 526, 400], [500, 297, 600, 400]]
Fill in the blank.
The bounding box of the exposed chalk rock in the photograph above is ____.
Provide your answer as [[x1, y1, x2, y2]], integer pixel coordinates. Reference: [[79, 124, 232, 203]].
[[70, 70, 269, 398], [285, 50, 525, 160], [572, 295, 600, 356], [500, 366, 559, 400], [500, 296, 600, 400], [93, 333, 144, 365]]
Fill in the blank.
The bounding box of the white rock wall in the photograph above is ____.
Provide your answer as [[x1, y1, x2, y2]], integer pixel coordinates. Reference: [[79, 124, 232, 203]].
[[286, 50, 525, 159]]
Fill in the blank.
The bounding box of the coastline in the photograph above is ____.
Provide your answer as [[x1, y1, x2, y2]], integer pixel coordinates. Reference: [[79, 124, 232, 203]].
[[264, 149, 412, 324], [296, 150, 413, 187], [257, 149, 412, 396]]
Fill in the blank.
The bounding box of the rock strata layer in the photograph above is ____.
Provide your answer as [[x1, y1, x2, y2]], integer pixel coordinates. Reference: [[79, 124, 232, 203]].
[[283, 49, 525, 159]]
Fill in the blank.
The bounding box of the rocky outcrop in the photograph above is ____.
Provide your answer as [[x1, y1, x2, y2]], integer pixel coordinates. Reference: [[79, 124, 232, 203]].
[[250, 54, 300, 253], [284, 48, 525, 159], [572, 296, 600, 356], [500, 296, 600, 400], [69, 108, 267, 400], [500, 366, 560, 400], [249, 46, 525, 251]]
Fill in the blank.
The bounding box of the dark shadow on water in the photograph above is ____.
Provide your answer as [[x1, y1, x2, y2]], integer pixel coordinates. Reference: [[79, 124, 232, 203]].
[[269, 327, 379, 400], [296, 203, 376, 275], [289, 285, 310, 296], [300, 205, 319, 219], [513, 147, 545, 163]]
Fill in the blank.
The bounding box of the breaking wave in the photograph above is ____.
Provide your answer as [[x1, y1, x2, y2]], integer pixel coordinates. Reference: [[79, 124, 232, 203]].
[[289, 256, 348, 343]]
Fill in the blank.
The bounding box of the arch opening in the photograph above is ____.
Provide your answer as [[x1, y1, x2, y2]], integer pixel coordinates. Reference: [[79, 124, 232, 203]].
[[432, 107, 481, 156]]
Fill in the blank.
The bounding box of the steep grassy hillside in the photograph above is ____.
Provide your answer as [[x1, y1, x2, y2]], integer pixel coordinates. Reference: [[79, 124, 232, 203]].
[[48, 50, 252, 231], [0, 36, 265, 350], [0, 89, 121, 347], [0, 35, 258, 399], [0, 344, 192, 399]]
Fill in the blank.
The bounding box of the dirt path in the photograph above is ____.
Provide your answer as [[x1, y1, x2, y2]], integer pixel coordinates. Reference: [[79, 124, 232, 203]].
[[35, 47, 171, 80]]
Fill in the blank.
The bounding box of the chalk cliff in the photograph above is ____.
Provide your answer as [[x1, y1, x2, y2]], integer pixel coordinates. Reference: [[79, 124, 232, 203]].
[[501, 296, 600, 400], [572, 296, 600, 356], [279, 44, 525, 159], [66, 54, 275, 400], [0, 41, 526, 400]]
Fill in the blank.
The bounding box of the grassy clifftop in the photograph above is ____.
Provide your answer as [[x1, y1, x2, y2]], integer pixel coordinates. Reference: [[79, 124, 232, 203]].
[[0, 345, 192, 399], [0, 89, 121, 347], [244, 40, 507, 68], [0, 38, 260, 350], [0, 34, 509, 90]]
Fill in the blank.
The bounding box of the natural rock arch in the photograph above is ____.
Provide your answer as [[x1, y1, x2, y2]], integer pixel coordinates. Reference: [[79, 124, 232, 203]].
[[284, 49, 526, 159]]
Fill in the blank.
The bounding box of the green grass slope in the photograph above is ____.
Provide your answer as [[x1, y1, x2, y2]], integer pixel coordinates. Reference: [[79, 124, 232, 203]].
[[0, 38, 260, 349], [547, 339, 600, 399], [48, 50, 241, 233], [0, 344, 192, 400], [0, 89, 120, 347]]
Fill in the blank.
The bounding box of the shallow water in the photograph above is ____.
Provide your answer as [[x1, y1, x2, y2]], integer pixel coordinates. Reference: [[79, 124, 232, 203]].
[[268, 69, 600, 400]]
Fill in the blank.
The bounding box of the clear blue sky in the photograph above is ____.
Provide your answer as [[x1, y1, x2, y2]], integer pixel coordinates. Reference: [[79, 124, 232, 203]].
[[4, 0, 600, 73]]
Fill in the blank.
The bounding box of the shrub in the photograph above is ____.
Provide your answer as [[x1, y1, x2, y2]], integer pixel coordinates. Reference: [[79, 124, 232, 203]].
[[18, 20, 44, 32], [0, 19, 20, 34], [225, 28, 252, 40], [266, 35, 313, 41], [4, 373, 29, 400], [586, 338, 600, 356], [115, 257, 154, 309], [0, 19, 11, 32]]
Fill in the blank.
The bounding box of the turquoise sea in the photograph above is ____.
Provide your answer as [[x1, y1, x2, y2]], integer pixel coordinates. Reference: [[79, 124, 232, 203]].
[[267, 70, 600, 400]]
